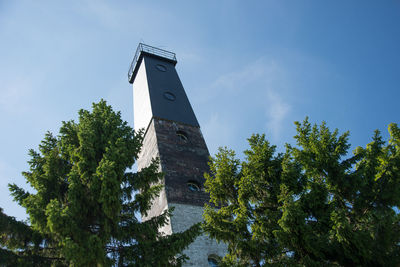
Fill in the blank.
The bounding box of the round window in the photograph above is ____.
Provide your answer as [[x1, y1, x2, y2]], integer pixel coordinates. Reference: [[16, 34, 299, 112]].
[[163, 92, 176, 101], [208, 256, 219, 267], [176, 130, 188, 141], [187, 181, 200, 192], [155, 64, 167, 72]]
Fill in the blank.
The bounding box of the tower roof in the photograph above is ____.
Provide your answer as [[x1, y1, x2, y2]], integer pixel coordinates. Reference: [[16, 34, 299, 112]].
[[130, 43, 199, 130], [128, 43, 177, 84]]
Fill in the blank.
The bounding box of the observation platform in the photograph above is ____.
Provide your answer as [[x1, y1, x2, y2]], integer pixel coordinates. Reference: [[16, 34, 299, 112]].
[[128, 43, 177, 84]]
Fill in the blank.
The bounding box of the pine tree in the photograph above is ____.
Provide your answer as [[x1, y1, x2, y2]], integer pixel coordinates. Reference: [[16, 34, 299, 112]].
[[4, 100, 200, 266], [0, 207, 57, 266], [203, 118, 400, 266]]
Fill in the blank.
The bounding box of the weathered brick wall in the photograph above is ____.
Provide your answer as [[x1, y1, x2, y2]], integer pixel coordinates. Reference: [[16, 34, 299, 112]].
[[154, 118, 210, 206]]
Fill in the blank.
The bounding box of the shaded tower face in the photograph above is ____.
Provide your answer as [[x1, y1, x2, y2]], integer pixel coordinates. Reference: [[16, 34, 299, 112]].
[[128, 44, 226, 266]]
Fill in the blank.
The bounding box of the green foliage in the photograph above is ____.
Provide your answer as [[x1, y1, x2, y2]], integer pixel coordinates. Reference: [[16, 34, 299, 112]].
[[203, 118, 400, 266], [4, 100, 200, 266], [0, 207, 57, 266]]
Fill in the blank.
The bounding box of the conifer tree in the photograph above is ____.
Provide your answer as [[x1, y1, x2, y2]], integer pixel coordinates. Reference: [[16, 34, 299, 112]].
[[3, 100, 200, 266], [0, 207, 57, 266], [203, 118, 400, 266]]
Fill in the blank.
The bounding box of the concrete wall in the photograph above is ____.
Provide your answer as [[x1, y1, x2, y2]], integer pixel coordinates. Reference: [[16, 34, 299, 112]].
[[170, 203, 227, 266], [138, 118, 170, 227]]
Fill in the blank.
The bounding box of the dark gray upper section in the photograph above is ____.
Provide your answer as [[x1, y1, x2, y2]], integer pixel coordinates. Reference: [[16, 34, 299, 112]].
[[142, 54, 199, 128]]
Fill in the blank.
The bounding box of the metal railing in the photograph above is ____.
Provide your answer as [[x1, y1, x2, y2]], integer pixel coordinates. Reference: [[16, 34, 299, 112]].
[[128, 43, 177, 83]]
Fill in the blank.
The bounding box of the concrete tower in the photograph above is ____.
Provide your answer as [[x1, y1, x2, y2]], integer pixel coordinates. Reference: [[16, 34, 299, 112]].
[[128, 44, 226, 266]]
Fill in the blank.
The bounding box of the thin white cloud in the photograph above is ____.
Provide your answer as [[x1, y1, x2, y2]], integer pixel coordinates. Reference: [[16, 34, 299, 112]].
[[213, 62, 266, 91], [202, 113, 234, 156], [79, 0, 125, 29], [198, 58, 292, 145], [265, 90, 291, 140]]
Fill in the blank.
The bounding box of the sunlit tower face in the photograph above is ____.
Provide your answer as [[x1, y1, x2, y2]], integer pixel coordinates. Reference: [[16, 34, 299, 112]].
[[128, 43, 226, 266]]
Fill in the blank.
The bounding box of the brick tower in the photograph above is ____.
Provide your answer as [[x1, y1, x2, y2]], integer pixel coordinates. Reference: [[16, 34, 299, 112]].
[[128, 44, 226, 266]]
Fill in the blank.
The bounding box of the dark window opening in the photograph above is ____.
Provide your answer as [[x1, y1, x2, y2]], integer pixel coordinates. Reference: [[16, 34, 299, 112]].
[[163, 92, 176, 101], [155, 64, 167, 72], [176, 130, 188, 141], [187, 181, 200, 192], [208, 256, 219, 267]]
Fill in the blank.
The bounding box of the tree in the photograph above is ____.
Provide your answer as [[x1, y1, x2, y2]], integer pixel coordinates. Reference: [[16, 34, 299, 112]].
[[0, 207, 57, 266], [203, 118, 400, 266], [4, 100, 200, 266]]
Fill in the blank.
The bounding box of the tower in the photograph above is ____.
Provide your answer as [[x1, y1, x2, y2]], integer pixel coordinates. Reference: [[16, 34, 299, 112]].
[[128, 44, 226, 266]]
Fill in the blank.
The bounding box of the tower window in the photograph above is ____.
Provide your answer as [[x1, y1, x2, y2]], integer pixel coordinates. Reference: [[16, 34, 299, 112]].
[[155, 64, 167, 72], [163, 92, 176, 101], [176, 130, 188, 141], [187, 181, 200, 192], [208, 256, 219, 267]]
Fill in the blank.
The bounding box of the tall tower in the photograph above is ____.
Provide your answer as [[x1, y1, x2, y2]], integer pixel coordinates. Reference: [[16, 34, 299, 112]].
[[128, 44, 226, 266]]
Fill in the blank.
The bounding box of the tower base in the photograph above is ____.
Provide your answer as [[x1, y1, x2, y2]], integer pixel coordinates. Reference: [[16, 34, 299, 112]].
[[170, 203, 227, 266]]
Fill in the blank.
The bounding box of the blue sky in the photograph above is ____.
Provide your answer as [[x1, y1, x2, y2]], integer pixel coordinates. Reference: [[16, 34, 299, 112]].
[[1, 1, 399, 221]]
